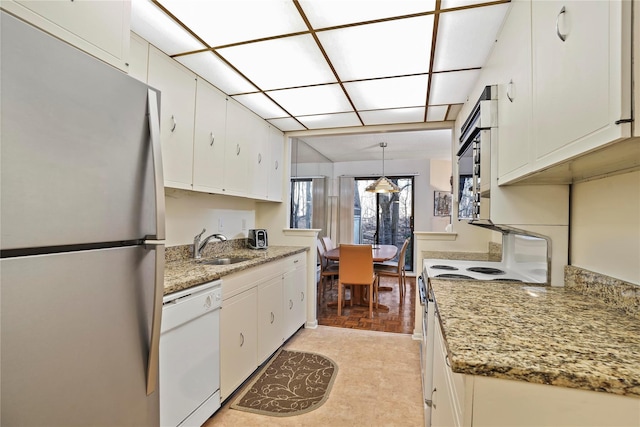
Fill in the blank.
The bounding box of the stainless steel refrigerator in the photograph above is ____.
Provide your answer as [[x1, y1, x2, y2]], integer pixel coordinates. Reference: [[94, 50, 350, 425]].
[[1, 11, 165, 426]]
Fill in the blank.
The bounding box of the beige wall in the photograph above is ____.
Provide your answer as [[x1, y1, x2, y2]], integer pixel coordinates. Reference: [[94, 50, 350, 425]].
[[430, 159, 452, 231], [571, 171, 640, 284]]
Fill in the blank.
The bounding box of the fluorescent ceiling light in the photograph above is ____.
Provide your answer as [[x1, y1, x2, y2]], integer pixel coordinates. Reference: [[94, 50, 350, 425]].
[[218, 35, 336, 90], [176, 52, 257, 94], [231, 93, 288, 119], [426, 105, 448, 122], [267, 84, 352, 116], [299, 0, 436, 28], [267, 117, 305, 132], [157, 0, 307, 47], [318, 16, 434, 81], [131, 0, 205, 55], [345, 75, 429, 110]]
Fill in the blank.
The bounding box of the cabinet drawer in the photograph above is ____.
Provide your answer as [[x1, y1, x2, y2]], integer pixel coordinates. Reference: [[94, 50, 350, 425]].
[[222, 259, 284, 300]]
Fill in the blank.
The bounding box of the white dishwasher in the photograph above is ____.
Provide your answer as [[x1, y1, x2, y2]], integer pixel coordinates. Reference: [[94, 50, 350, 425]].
[[160, 280, 222, 427]]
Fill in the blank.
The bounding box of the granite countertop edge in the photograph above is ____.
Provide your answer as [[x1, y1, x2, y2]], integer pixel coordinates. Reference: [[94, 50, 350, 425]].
[[430, 279, 640, 399], [163, 246, 308, 296]]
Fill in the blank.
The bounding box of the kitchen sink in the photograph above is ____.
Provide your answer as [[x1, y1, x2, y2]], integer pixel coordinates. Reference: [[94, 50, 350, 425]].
[[198, 257, 252, 265]]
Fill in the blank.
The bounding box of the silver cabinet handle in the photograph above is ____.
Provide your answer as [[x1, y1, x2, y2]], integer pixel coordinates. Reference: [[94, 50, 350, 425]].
[[270, 312, 275, 324], [300, 291, 304, 302], [236, 144, 241, 156], [146, 89, 166, 241], [144, 243, 164, 396], [210, 132, 215, 146], [556, 6, 567, 42], [275, 160, 279, 170], [258, 153, 262, 164], [431, 388, 437, 409], [170, 115, 177, 132], [240, 332, 244, 347], [506, 79, 514, 103], [289, 299, 293, 309]]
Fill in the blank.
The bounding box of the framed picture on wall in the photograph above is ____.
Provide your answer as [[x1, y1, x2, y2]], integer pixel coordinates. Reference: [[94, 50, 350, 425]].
[[434, 191, 452, 216]]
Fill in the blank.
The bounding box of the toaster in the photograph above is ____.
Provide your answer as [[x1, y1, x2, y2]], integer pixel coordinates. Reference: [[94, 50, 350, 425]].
[[248, 229, 268, 249]]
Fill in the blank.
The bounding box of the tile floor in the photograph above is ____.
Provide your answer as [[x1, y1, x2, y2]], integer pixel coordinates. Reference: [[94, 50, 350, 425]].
[[205, 326, 424, 427]]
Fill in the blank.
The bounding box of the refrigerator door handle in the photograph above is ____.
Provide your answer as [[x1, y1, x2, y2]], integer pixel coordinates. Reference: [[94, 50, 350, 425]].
[[147, 88, 166, 241], [145, 242, 165, 396]]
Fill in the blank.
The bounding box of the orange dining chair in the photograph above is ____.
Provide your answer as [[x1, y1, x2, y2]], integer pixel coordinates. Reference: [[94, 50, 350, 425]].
[[317, 239, 339, 301], [338, 244, 379, 318], [374, 237, 410, 304]]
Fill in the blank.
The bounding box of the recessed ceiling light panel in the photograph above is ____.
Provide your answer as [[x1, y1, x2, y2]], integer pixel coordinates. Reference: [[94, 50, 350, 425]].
[[344, 75, 429, 111], [267, 84, 352, 116]]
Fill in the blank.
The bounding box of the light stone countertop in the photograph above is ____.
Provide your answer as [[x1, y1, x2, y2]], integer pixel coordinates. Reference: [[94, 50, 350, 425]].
[[430, 279, 640, 398], [164, 246, 308, 296]]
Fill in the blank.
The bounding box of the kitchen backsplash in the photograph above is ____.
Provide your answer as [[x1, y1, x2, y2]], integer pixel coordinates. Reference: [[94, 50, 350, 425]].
[[422, 241, 502, 262], [565, 266, 640, 319], [165, 239, 248, 262]]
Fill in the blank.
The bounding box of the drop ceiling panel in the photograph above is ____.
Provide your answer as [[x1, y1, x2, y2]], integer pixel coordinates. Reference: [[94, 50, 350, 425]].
[[318, 16, 434, 81], [426, 105, 448, 122], [433, 4, 510, 72], [297, 112, 362, 129], [345, 75, 429, 110], [176, 52, 257, 94], [231, 93, 288, 119], [218, 34, 336, 90], [157, 0, 307, 47], [429, 69, 481, 105], [360, 107, 426, 126], [299, 0, 437, 28], [267, 84, 353, 116], [268, 117, 306, 132]]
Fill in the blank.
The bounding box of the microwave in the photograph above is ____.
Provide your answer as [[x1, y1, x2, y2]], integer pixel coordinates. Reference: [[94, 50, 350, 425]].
[[457, 85, 496, 221]]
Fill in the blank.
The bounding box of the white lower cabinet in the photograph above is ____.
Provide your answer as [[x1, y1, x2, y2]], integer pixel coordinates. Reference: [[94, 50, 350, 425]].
[[220, 253, 308, 400], [430, 320, 640, 427], [220, 287, 257, 400], [257, 276, 284, 364]]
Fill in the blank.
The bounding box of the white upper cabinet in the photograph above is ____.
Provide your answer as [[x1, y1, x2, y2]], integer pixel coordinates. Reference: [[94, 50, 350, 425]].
[[267, 126, 285, 202], [248, 118, 270, 200], [494, 0, 533, 184], [3, 0, 131, 71], [193, 79, 227, 193], [128, 32, 149, 83], [147, 46, 197, 190], [223, 99, 251, 196], [530, 0, 632, 171]]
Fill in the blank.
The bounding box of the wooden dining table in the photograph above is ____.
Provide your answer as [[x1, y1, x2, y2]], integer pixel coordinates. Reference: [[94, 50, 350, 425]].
[[324, 244, 398, 312]]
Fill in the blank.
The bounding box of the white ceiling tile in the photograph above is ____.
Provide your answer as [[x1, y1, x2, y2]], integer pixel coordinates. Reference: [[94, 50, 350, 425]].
[[446, 104, 464, 120], [440, 0, 496, 10], [298, 113, 362, 129], [299, 0, 436, 28], [344, 75, 429, 110], [360, 107, 425, 125], [318, 16, 433, 81], [429, 70, 480, 105], [433, 4, 509, 72], [218, 35, 336, 90], [426, 105, 448, 122], [267, 117, 306, 132], [176, 52, 257, 94], [267, 85, 352, 116], [157, 0, 307, 47], [131, 0, 205, 55], [231, 93, 288, 119]]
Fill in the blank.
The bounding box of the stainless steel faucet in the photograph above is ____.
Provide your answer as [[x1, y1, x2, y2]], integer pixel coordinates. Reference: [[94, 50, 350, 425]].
[[193, 228, 227, 259]]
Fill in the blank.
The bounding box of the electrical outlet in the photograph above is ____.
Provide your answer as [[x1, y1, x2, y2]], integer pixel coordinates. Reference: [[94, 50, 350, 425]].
[[218, 218, 224, 232]]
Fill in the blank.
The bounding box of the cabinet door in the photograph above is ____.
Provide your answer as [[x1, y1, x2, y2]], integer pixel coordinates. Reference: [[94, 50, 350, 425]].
[[282, 257, 307, 339], [223, 100, 250, 195], [128, 32, 149, 83], [431, 324, 460, 427], [531, 1, 629, 168], [148, 46, 196, 190], [193, 79, 227, 193], [267, 126, 284, 202], [257, 276, 284, 364], [6, 0, 130, 71], [495, 0, 533, 184], [248, 117, 269, 200], [220, 288, 257, 400]]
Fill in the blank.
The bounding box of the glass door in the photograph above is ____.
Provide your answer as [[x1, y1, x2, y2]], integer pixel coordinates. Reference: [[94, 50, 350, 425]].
[[354, 176, 414, 271]]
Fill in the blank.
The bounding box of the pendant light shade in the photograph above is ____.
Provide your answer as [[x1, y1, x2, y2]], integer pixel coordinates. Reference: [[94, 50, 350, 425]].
[[366, 142, 400, 193]]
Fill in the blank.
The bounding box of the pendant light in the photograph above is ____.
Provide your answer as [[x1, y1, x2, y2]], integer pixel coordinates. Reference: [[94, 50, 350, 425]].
[[366, 142, 400, 193]]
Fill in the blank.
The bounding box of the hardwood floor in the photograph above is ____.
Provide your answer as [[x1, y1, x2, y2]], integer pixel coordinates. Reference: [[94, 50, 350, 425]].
[[317, 274, 416, 334]]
